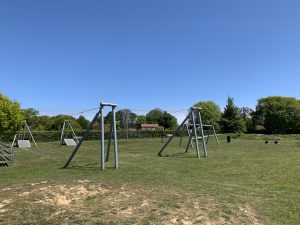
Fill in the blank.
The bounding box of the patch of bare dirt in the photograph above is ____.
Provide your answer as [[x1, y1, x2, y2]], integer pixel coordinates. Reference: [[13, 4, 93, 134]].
[[24, 183, 108, 207], [0, 199, 12, 213], [0, 180, 263, 225], [239, 205, 262, 225]]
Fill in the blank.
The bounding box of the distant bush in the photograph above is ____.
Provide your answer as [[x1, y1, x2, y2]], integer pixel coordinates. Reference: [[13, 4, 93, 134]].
[[2, 130, 186, 143], [2, 128, 223, 143]]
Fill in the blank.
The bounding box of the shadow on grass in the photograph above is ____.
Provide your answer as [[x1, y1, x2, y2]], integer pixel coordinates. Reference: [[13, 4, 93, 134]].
[[62, 162, 118, 170], [160, 151, 198, 158]]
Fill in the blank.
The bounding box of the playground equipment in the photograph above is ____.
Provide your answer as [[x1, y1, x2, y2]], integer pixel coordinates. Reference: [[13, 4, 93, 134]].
[[0, 142, 14, 166], [11, 121, 37, 148], [63, 102, 119, 170], [179, 123, 193, 147], [59, 120, 79, 146], [202, 124, 219, 145], [179, 123, 219, 147], [161, 132, 173, 143], [158, 107, 207, 158]]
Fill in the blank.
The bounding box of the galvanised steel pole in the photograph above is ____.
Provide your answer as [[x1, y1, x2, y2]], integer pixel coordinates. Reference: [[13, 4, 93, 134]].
[[197, 110, 207, 157], [100, 105, 105, 170], [191, 108, 200, 159], [105, 121, 113, 162], [179, 125, 184, 146], [185, 133, 192, 152], [59, 121, 66, 146], [186, 123, 193, 147], [112, 106, 119, 169], [212, 125, 219, 145], [25, 121, 37, 147], [68, 121, 79, 144], [205, 125, 211, 145]]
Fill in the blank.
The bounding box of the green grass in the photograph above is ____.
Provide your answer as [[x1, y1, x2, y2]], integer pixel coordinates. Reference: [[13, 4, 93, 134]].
[[1, 135, 300, 224]]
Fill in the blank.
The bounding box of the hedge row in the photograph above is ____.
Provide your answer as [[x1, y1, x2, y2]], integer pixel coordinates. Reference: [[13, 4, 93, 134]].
[[2, 129, 220, 143], [9, 130, 183, 142]]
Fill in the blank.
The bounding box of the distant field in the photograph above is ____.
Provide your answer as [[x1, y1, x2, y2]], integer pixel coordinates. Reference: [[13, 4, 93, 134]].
[[1, 135, 300, 224]]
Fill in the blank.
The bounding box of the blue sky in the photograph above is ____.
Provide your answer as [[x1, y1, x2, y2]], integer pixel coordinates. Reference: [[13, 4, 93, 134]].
[[1, 0, 300, 122]]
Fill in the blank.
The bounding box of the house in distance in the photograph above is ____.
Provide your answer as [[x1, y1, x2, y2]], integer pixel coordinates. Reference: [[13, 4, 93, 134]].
[[140, 124, 162, 131]]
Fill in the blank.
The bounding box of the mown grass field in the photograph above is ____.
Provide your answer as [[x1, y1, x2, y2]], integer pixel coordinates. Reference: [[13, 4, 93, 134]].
[[0, 135, 300, 224]]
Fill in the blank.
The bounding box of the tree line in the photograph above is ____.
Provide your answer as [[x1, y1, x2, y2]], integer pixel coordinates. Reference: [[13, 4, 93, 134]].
[[104, 108, 177, 130], [196, 96, 300, 134], [12, 108, 178, 133], [2, 92, 300, 138], [0, 92, 178, 138]]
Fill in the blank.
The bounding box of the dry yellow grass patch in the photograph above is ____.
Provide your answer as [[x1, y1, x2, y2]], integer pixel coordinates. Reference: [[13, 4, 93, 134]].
[[0, 180, 262, 225]]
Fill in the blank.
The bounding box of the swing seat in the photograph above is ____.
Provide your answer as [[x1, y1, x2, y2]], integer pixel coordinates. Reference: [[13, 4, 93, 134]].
[[63, 138, 77, 146], [191, 136, 207, 140], [17, 140, 31, 148]]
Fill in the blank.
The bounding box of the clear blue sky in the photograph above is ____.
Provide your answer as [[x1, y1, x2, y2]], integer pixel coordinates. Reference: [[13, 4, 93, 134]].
[[1, 0, 300, 121]]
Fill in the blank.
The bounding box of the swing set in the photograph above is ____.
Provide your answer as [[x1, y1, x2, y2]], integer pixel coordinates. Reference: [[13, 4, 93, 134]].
[[158, 107, 208, 158], [63, 102, 119, 170], [11, 121, 37, 148], [59, 120, 79, 146]]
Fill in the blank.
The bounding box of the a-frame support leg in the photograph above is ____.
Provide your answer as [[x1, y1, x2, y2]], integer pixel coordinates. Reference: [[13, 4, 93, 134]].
[[100, 107, 105, 170], [191, 110, 200, 159], [185, 134, 192, 152], [212, 125, 219, 145], [187, 124, 193, 148], [69, 122, 79, 144], [179, 125, 184, 146], [158, 113, 191, 156], [197, 111, 207, 157], [112, 106, 119, 169], [105, 120, 113, 162], [25, 122, 37, 147], [63, 111, 100, 168], [59, 121, 66, 146], [206, 126, 211, 145], [11, 135, 17, 148]]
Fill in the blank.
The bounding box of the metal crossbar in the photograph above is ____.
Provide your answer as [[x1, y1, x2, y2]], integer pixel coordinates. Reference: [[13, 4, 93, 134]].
[[182, 124, 219, 146]]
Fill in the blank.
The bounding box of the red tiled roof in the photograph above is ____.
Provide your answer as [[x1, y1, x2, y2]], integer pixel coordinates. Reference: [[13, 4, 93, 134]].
[[141, 124, 160, 128]]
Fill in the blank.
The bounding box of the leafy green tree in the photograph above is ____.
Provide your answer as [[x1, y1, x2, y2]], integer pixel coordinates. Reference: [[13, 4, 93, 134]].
[[239, 107, 255, 133], [76, 115, 90, 129], [146, 109, 163, 124], [104, 111, 116, 124], [118, 109, 138, 129], [136, 115, 146, 126], [0, 93, 24, 138], [104, 111, 121, 129], [145, 109, 177, 129], [220, 97, 246, 133], [22, 108, 39, 118], [253, 96, 300, 133], [50, 115, 82, 130], [159, 111, 177, 130], [193, 101, 221, 129], [22, 108, 40, 128], [104, 109, 137, 129], [33, 115, 52, 130]]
